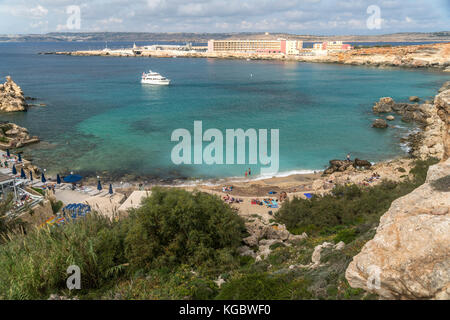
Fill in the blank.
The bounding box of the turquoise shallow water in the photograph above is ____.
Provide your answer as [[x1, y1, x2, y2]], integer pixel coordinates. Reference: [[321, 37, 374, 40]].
[[0, 42, 448, 181]]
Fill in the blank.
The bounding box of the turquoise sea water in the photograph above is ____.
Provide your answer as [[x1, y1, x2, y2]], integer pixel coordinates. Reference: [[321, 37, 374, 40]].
[[0, 42, 448, 181]]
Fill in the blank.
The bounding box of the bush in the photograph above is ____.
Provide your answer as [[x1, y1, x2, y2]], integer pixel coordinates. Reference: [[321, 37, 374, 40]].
[[31, 187, 45, 196], [216, 273, 290, 300], [275, 159, 437, 236], [124, 188, 245, 272], [334, 228, 358, 244], [50, 200, 64, 214], [0, 194, 26, 243]]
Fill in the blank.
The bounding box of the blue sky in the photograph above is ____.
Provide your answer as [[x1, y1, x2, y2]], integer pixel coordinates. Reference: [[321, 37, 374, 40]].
[[0, 0, 448, 34]]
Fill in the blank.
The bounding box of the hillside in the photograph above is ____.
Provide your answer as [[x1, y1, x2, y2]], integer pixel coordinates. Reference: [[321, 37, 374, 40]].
[[1, 31, 449, 43]]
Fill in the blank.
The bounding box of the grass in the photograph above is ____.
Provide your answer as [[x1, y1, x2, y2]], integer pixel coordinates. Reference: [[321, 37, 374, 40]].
[[0, 158, 438, 300]]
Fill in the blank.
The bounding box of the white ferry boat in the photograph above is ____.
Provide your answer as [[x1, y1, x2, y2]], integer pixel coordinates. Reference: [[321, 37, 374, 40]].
[[141, 70, 170, 85]]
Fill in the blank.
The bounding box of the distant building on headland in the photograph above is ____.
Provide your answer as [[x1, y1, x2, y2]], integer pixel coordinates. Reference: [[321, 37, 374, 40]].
[[207, 39, 303, 55], [312, 41, 353, 53], [207, 39, 353, 56]]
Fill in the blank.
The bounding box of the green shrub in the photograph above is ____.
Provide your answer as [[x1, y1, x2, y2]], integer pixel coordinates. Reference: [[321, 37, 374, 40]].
[[124, 187, 245, 272], [31, 187, 45, 196], [0, 195, 26, 243], [216, 273, 291, 300], [50, 200, 64, 214], [275, 158, 437, 237], [334, 228, 358, 244]]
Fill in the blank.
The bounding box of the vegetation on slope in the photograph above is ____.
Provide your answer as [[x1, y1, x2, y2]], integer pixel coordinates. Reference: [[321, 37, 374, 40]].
[[0, 159, 437, 300]]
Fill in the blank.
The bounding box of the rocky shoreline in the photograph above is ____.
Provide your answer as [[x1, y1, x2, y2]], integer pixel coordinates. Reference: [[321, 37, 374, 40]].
[[345, 80, 450, 300], [373, 81, 450, 160], [0, 76, 40, 150]]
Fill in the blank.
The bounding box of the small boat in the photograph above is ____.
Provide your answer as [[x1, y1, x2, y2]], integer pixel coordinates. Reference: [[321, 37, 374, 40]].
[[141, 70, 170, 85]]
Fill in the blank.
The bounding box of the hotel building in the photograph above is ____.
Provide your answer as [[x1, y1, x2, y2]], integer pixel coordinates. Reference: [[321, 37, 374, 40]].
[[207, 39, 303, 55], [313, 41, 353, 51]]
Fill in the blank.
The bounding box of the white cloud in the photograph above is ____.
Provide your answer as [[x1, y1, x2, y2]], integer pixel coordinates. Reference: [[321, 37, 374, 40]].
[[29, 5, 48, 18], [0, 0, 448, 34]]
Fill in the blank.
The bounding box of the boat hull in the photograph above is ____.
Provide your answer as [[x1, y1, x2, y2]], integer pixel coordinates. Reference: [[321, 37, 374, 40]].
[[141, 79, 170, 85]]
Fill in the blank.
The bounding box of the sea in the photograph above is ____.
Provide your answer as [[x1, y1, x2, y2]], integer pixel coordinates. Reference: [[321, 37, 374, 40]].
[[0, 41, 448, 182]]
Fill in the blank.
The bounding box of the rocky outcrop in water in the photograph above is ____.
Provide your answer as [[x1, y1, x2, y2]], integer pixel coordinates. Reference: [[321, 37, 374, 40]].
[[0, 122, 39, 149], [345, 159, 450, 299], [373, 97, 395, 113], [372, 97, 430, 123], [372, 118, 388, 128], [0, 76, 28, 112]]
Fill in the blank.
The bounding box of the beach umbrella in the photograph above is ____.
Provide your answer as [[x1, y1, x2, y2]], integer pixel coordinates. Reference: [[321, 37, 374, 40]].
[[41, 172, 46, 183], [18, 153, 22, 162], [108, 184, 113, 195], [12, 164, 17, 175], [20, 168, 26, 179], [56, 174, 61, 184], [6, 149, 10, 157], [29, 171, 33, 181], [63, 174, 82, 183], [97, 180, 102, 191]]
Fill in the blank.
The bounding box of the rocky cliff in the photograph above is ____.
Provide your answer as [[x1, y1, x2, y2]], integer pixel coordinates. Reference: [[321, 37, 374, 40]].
[[345, 159, 450, 299], [345, 83, 450, 300], [300, 42, 450, 70], [408, 83, 450, 160], [0, 76, 28, 112], [435, 82, 450, 159]]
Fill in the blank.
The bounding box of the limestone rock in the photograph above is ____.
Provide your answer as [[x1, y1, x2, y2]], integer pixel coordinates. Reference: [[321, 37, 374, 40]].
[[372, 118, 388, 128], [438, 81, 450, 92], [237, 246, 256, 258], [408, 84, 449, 160], [434, 88, 450, 159], [345, 159, 450, 300], [373, 97, 395, 113], [311, 242, 334, 267], [386, 115, 395, 121], [0, 122, 39, 149], [0, 76, 28, 112], [243, 218, 305, 247], [409, 96, 420, 102], [334, 241, 345, 250]]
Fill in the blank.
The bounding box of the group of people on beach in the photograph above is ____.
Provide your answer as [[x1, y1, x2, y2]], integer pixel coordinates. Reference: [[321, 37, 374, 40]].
[[361, 172, 381, 185], [223, 194, 243, 204], [244, 168, 251, 177]]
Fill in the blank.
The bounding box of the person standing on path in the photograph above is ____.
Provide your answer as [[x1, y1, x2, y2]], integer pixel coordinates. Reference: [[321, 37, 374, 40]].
[[245, 170, 248, 178]]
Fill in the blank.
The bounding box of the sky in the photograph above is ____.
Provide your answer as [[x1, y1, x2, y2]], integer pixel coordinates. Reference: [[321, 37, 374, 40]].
[[0, 0, 449, 35]]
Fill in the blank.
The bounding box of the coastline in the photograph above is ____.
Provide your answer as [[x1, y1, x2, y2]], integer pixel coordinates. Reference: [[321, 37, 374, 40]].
[[5, 81, 447, 197], [48, 42, 450, 71], [1, 45, 448, 209]]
